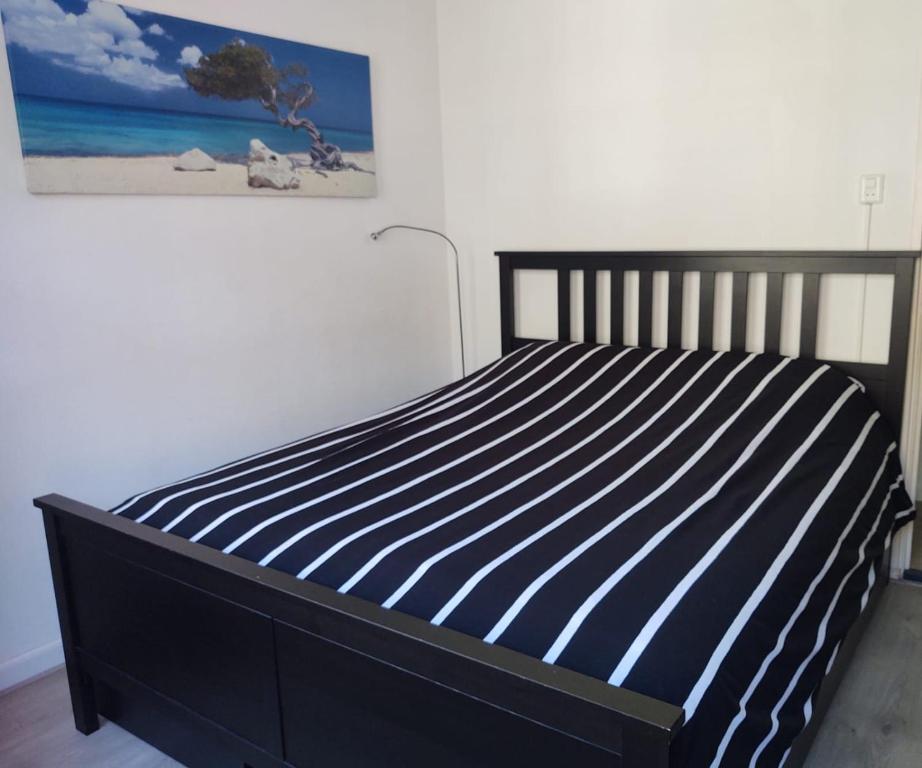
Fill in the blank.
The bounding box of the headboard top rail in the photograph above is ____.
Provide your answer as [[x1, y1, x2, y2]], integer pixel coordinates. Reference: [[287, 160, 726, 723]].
[[497, 250, 912, 273]]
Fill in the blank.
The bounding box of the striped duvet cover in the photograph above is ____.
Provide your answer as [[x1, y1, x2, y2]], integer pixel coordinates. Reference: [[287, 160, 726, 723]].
[[114, 342, 914, 767]]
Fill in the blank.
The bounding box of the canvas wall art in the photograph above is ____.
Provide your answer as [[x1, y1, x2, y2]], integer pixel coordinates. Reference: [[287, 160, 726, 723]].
[[0, 1, 376, 197]]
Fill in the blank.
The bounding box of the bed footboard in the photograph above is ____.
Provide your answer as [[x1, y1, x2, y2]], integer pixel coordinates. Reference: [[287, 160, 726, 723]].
[[36, 493, 684, 768]]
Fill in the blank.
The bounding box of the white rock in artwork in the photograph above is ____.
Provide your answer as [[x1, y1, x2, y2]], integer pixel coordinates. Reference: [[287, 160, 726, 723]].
[[173, 148, 216, 171], [247, 139, 300, 190]]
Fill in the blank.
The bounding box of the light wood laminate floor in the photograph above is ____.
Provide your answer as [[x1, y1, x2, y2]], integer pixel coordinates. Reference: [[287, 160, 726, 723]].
[[1, 582, 920, 767]]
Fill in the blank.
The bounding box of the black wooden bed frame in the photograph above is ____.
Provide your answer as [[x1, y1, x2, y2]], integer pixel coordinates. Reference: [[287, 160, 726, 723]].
[[36, 251, 916, 768]]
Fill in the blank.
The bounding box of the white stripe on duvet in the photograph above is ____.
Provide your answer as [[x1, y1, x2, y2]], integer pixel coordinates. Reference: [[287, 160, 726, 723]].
[[113, 343, 535, 516], [778, 586, 858, 768], [159, 343, 569, 534], [293, 346, 650, 580], [230, 345, 605, 560], [707, 446, 895, 767], [775, 513, 912, 768], [338, 350, 703, 595], [542, 365, 832, 666], [425, 355, 769, 628], [779, 629, 849, 767], [608, 384, 858, 688], [666, 407, 875, 720], [748, 476, 903, 768]]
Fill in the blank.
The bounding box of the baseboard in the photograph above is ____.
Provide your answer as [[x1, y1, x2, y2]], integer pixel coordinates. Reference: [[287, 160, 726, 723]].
[[0, 640, 64, 694]]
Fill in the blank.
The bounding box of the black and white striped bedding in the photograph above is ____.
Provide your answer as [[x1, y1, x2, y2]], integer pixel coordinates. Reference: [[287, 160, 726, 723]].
[[114, 342, 914, 767]]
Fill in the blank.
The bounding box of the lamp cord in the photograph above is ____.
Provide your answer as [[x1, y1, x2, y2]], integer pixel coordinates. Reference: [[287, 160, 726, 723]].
[[371, 225, 466, 376], [859, 205, 873, 360]]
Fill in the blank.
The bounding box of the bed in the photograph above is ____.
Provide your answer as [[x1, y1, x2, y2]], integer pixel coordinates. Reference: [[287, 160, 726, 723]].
[[36, 250, 917, 768]]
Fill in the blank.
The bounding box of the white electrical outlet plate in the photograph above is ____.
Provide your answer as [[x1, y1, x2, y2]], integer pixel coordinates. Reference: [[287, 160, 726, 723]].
[[860, 174, 884, 204]]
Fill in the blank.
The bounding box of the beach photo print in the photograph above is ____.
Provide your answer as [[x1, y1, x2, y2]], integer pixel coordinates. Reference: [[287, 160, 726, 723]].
[[0, 1, 376, 197]]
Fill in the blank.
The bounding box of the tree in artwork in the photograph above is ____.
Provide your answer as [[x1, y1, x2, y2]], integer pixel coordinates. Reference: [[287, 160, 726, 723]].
[[184, 40, 368, 175]]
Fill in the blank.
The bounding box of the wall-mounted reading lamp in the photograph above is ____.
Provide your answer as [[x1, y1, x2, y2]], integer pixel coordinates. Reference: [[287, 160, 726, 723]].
[[370, 225, 466, 377]]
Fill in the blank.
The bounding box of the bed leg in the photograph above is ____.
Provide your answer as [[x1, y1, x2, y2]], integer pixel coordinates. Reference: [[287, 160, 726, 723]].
[[41, 510, 100, 735], [63, 668, 99, 735]]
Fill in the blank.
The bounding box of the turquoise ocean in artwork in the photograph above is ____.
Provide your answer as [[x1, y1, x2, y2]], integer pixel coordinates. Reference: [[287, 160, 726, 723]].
[[13, 94, 374, 161]]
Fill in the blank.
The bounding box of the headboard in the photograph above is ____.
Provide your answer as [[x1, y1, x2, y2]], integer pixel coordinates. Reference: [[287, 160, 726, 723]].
[[497, 251, 917, 438]]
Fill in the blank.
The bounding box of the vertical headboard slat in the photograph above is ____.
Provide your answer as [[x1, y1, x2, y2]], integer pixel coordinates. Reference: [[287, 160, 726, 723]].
[[557, 269, 571, 342], [498, 253, 514, 356], [765, 272, 783, 355], [638, 271, 653, 348], [731, 272, 748, 353], [610, 270, 624, 346], [583, 269, 597, 344], [699, 271, 716, 351], [668, 272, 683, 348], [800, 273, 820, 359]]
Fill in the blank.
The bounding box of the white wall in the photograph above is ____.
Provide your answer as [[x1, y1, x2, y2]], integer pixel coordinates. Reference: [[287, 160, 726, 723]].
[[0, 0, 451, 689], [436, 0, 922, 367]]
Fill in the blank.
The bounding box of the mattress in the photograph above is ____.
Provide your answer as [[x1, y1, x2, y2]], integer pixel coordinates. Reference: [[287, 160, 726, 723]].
[[114, 342, 914, 767]]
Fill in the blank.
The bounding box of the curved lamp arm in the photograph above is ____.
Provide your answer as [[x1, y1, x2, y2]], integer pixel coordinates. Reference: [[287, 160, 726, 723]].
[[370, 225, 466, 377]]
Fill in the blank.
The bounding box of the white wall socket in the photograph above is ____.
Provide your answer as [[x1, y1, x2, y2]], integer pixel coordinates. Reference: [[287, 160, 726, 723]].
[[859, 174, 884, 204]]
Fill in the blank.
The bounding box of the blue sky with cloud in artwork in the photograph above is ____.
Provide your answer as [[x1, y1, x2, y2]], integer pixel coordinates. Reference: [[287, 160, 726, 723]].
[[1, 0, 372, 131]]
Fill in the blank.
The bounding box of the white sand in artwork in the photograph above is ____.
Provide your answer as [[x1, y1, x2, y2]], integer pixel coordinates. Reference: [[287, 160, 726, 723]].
[[22, 152, 376, 197]]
